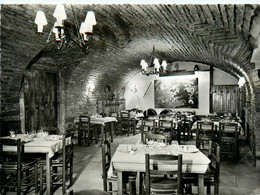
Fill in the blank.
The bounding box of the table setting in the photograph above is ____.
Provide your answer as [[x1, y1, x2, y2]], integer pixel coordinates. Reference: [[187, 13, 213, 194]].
[[1, 131, 63, 143]]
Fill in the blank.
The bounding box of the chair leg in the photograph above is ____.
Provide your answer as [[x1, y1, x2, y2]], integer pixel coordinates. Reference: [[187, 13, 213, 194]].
[[95, 128, 98, 144], [214, 181, 219, 194], [18, 169, 21, 195], [110, 125, 113, 143], [69, 157, 73, 187], [207, 184, 211, 194], [34, 164, 38, 194], [40, 165, 44, 195], [129, 180, 136, 195], [108, 182, 112, 192], [84, 130, 87, 143], [62, 164, 66, 194]]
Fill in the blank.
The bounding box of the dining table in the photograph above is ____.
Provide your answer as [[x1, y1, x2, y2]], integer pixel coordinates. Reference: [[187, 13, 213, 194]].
[[74, 116, 118, 145], [2, 133, 71, 195], [191, 120, 244, 135], [111, 143, 210, 195], [136, 116, 181, 129]]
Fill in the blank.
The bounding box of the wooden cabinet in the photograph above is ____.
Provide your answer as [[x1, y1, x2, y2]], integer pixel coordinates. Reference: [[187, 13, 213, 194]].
[[211, 85, 239, 114], [97, 99, 125, 116]]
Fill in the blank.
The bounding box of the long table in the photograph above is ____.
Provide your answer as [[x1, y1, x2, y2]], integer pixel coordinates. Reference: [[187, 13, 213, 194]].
[[74, 116, 118, 145], [191, 120, 244, 135], [3, 134, 71, 195], [111, 144, 210, 194], [136, 118, 181, 129]]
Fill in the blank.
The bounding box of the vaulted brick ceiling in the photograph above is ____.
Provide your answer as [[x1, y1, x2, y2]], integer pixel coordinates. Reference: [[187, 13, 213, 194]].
[[1, 4, 260, 84]]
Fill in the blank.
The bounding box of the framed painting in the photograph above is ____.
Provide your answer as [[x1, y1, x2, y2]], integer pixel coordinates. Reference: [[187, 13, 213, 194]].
[[154, 76, 198, 108]]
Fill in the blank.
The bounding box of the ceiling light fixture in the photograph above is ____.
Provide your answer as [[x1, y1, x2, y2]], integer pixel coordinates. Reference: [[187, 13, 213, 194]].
[[140, 45, 167, 76], [34, 4, 97, 52]]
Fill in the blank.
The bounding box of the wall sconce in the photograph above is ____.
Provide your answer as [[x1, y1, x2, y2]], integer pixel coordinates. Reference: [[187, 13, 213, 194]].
[[238, 77, 246, 88], [86, 81, 95, 96]]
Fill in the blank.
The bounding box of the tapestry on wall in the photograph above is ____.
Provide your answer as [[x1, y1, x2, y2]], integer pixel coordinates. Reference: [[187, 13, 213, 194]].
[[154, 76, 198, 108]]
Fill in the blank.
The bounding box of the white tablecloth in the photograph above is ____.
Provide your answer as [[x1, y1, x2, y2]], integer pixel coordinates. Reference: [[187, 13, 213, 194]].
[[111, 144, 210, 175], [74, 116, 117, 125], [3, 134, 71, 158], [191, 120, 244, 135], [129, 112, 144, 119], [136, 118, 180, 129]]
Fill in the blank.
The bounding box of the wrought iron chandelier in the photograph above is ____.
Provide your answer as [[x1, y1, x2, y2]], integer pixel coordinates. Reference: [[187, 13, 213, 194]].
[[34, 4, 96, 52], [140, 45, 167, 76]]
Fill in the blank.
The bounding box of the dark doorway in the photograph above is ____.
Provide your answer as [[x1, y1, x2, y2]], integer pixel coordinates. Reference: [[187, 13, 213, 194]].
[[23, 70, 57, 132]]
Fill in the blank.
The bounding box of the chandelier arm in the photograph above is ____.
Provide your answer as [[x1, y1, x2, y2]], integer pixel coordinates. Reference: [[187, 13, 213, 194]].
[[70, 38, 84, 49], [46, 26, 55, 43]]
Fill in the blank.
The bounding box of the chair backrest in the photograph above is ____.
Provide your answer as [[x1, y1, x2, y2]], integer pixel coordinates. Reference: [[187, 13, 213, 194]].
[[144, 132, 167, 145], [196, 121, 214, 149], [219, 122, 238, 140], [208, 141, 221, 191], [158, 119, 174, 131], [101, 140, 111, 191], [145, 153, 182, 195], [63, 131, 74, 160], [109, 112, 119, 119], [120, 111, 130, 124], [1, 120, 21, 136], [79, 115, 91, 129], [0, 138, 24, 172], [141, 118, 156, 133], [120, 112, 132, 133], [208, 141, 220, 175], [158, 119, 178, 144]]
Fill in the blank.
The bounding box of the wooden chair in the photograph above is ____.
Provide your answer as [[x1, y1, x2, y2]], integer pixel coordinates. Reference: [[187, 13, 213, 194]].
[[141, 118, 156, 144], [158, 119, 179, 144], [143, 153, 183, 195], [120, 111, 136, 136], [219, 122, 239, 161], [78, 115, 99, 146], [196, 121, 214, 152], [143, 132, 168, 145], [183, 141, 221, 194], [179, 119, 191, 142], [109, 112, 120, 135], [0, 138, 38, 195], [101, 140, 136, 194], [119, 111, 132, 136], [205, 141, 221, 194], [39, 132, 74, 194]]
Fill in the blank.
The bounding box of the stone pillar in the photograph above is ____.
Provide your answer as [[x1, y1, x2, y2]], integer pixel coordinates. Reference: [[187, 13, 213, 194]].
[[58, 71, 66, 134]]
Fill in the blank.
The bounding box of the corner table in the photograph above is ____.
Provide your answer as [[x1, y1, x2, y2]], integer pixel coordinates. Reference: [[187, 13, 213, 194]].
[[3, 134, 71, 195]]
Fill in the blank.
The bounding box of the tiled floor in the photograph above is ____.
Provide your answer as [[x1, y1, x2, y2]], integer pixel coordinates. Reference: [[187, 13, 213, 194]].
[[53, 132, 260, 195]]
